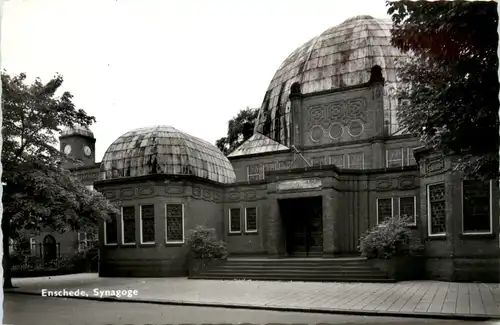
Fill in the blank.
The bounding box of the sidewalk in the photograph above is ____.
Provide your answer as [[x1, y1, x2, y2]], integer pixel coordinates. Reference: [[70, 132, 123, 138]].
[[7, 273, 500, 320]]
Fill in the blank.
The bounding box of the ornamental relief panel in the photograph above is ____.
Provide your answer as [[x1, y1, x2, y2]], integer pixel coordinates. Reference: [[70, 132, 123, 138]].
[[425, 157, 445, 175], [138, 186, 155, 196], [305, 97, 368, 143], [373, 175, 418, 192], [120, 188, 135, 198], [165, 186, 184, 195]]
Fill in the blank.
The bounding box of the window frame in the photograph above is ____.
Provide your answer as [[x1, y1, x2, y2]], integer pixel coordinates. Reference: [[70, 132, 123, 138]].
[[30, 237, 37, 255], [244, 207, 258, 233], [398, 196, 417, 226], [121, 206, 136, 246], [407, 147, 417, 166], [386, 148, 404, 168], [247, 164, 262, 182], [376, 197, 394, 225], [329, 154, 345, 168], [139, 204, 156, 244], [229, 208, 242, 234], [427, 182, 446, 237], [347, 152, 364, 169], [77, 232, 88, 252], [104, 215, 118, 246], [461, 180, 493, 235], [165, 203, 185, 244]]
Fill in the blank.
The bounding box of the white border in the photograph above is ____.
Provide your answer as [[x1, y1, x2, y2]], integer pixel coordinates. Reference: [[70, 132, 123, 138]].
[[376, 197, 394, 224], [347, 120, 364, 137], [121, 206, 136, 245], [77, 232, 87, 252], [398, 196, 417, 226], [309, 125, 325, 143], [386, 148, 404, 168], [461, 180, 493, 235], [165, 203, 185, 244], [328, 122, 344, 140], [427, 182, 446, 237], [244, 207, 258, 233], [347, 152, 364, 169], [104, 216, 118, 246], [407, 147, 417, 166], [229, 208, 242, 234], [30, 237, 37, 255], [247, 164, 261, 182], [139, 204, 156, 244]]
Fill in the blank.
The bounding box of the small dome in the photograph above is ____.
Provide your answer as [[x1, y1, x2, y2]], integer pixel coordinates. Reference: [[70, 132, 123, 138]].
[[60, 125, 94, 138], [255, 15, 406, 145], [99, 126, 236, 184]]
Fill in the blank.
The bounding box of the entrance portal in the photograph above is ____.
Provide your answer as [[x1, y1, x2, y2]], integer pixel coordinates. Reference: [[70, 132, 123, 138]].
[[43, 235, 57, 266], [279, 196, 323, 257]]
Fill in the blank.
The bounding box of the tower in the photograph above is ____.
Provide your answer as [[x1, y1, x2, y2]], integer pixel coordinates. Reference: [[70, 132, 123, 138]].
[[59, 125, 96, 168]]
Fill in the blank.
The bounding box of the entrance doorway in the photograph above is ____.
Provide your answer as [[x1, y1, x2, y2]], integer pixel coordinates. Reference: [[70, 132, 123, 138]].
[[279, 196, 323, 257], [43, 235, 57, 266]]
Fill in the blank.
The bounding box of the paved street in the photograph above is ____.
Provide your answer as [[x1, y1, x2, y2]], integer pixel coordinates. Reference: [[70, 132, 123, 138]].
[[3, 293, 488, 325], [8, 274, 500, 320]]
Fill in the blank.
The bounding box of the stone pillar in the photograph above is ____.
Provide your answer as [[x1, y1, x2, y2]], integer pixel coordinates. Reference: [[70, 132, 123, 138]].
[[322, 192, 335, 257], [371, 139, 385, 169], [266, 198, 281, 257]]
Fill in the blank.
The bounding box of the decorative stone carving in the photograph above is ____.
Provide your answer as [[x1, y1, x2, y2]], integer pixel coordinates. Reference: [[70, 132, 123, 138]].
[[310, 125, 324, 142], [213, 192, 222, 202], [376, 178, 392, 190], [305, 97, 367, 131], [73, 171, 99, 181], [277, 178, 322, 191], [278, 160, 292, 170], [138, 187, 154, 196], [203, 189, 212, 201], [347, 120, 364, 137], [228, 191, 240, 201], [244, 190, 257, 200], [104, 191, 116, 199], [165, 186, 184, 195], [426, 157, 445, 174], [121, 188, 135, 198], [398, 176, 415, 189], [192, 187, 202, 197], [328, 123, 344, 140]]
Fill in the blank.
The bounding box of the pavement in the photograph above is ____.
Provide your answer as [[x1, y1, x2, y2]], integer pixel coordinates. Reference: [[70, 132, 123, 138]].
[[6, 294, 474, 325], [6, 273, 500, 321]]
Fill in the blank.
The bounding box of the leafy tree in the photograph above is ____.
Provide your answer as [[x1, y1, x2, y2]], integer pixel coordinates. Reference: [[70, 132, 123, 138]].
[[388, 0, 499, 179], [216, 107, 258, 156], [2, 72, 119, 288]]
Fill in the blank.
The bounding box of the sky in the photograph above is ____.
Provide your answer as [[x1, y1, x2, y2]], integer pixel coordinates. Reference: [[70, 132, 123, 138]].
[[2, 0, 390, 161]]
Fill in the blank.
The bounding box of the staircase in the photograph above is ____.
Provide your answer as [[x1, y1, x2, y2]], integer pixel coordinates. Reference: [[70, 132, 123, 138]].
[[189, 257, 395, 282]]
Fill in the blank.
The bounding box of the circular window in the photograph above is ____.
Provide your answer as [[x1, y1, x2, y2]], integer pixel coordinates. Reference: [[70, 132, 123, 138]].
[[328, 123, 344, 140], [310, 125, 324, 142], [348, 120, 364, 137]]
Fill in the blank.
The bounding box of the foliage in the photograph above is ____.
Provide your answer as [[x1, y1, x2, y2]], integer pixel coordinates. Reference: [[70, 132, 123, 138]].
[[1, 72, 119, 287], [216, 107, 258, 156], [186, 225, 228, 260], [387, 0, 499, 180], [358, 216, 414, 259]]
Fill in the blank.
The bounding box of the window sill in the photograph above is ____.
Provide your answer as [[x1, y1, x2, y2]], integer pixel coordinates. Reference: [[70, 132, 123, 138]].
[[103, 244, 118, 248], [165, 242, 184, 247], [426, 235, 447, 241], [120, 243, 137, 248], [459, 233, 495, 240], [228, 232, 242, 236], [244, 231, 259, 236], [139, 243, 157, 248]]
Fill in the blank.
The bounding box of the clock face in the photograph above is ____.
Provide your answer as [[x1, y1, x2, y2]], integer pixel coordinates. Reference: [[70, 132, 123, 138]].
[[64, 144, 72, 155], [84, 146, 92, 157]]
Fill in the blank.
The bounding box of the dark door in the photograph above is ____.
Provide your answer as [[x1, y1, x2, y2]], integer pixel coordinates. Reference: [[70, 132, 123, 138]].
[[43, 235, 57, 267], [281, 197, 323, 257]]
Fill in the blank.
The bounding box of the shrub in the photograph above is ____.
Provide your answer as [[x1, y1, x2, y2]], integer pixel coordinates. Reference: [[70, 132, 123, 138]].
[[186, 225, 228, 260], [358, 216, 414, 259]]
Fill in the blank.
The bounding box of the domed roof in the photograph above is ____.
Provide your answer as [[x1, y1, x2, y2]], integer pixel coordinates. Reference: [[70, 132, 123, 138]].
[[99, 126, 236, 184], [60, 124, 94, 138], [254, 15, 406, 145]]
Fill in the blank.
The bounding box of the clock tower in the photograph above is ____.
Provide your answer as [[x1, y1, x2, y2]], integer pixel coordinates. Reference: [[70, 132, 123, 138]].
[[59, 125, 96, 168]]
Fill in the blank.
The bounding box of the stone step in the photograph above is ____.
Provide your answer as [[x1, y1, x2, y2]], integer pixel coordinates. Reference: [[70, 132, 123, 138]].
[[189, 275, 396, 283], [215, 265, 376, 271]]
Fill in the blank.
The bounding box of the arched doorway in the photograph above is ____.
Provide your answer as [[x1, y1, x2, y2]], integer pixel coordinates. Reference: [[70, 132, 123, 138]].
[[43, 235, 57, 267]]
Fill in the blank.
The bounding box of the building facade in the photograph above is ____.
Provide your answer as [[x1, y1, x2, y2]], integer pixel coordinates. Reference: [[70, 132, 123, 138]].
[[62, 15, 499, 281]]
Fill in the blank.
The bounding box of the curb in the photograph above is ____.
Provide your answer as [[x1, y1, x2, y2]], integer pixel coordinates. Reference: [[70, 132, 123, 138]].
[[6, 290, 499, 321]]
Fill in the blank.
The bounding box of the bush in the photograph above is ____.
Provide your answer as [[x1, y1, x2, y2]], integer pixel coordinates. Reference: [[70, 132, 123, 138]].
[[358, 216, 414, 259], [186, 226, 228, 260]]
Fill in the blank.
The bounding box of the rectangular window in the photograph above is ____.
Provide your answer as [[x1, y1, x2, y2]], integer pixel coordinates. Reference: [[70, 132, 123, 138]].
[[140, 204, 156, 244], [121, 206, 136, 245], [263, 162, 276, 178], [377, 198, 393, 224], [329, 155, 344, 168], [229, 208, 241, 233], [247, 164, 262, 181], [77, 232, 87, 252], [386, 148, 404, 168], [165, 204, 184, 243], [462, 180, 492, 234], [407, 148, 417, 166], [427, 183, 446, 236], [30, 237, 37, 255], [245, 207, 258, 233], [104, 214, 118, 245], [348, 152, 364, 169], [399, 196, 417, 225], [278, 160, 292, 170]]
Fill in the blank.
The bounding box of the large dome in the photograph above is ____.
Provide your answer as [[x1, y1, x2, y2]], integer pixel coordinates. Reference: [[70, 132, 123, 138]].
[[254, 15, 405, 145], [99, 126, 236, 184]]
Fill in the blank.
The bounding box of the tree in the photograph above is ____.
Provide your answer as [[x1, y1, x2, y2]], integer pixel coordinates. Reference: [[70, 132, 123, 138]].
[[1, 72, 119, 288], [387, 0, 499, 180], [216, 107, 259, 156]]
